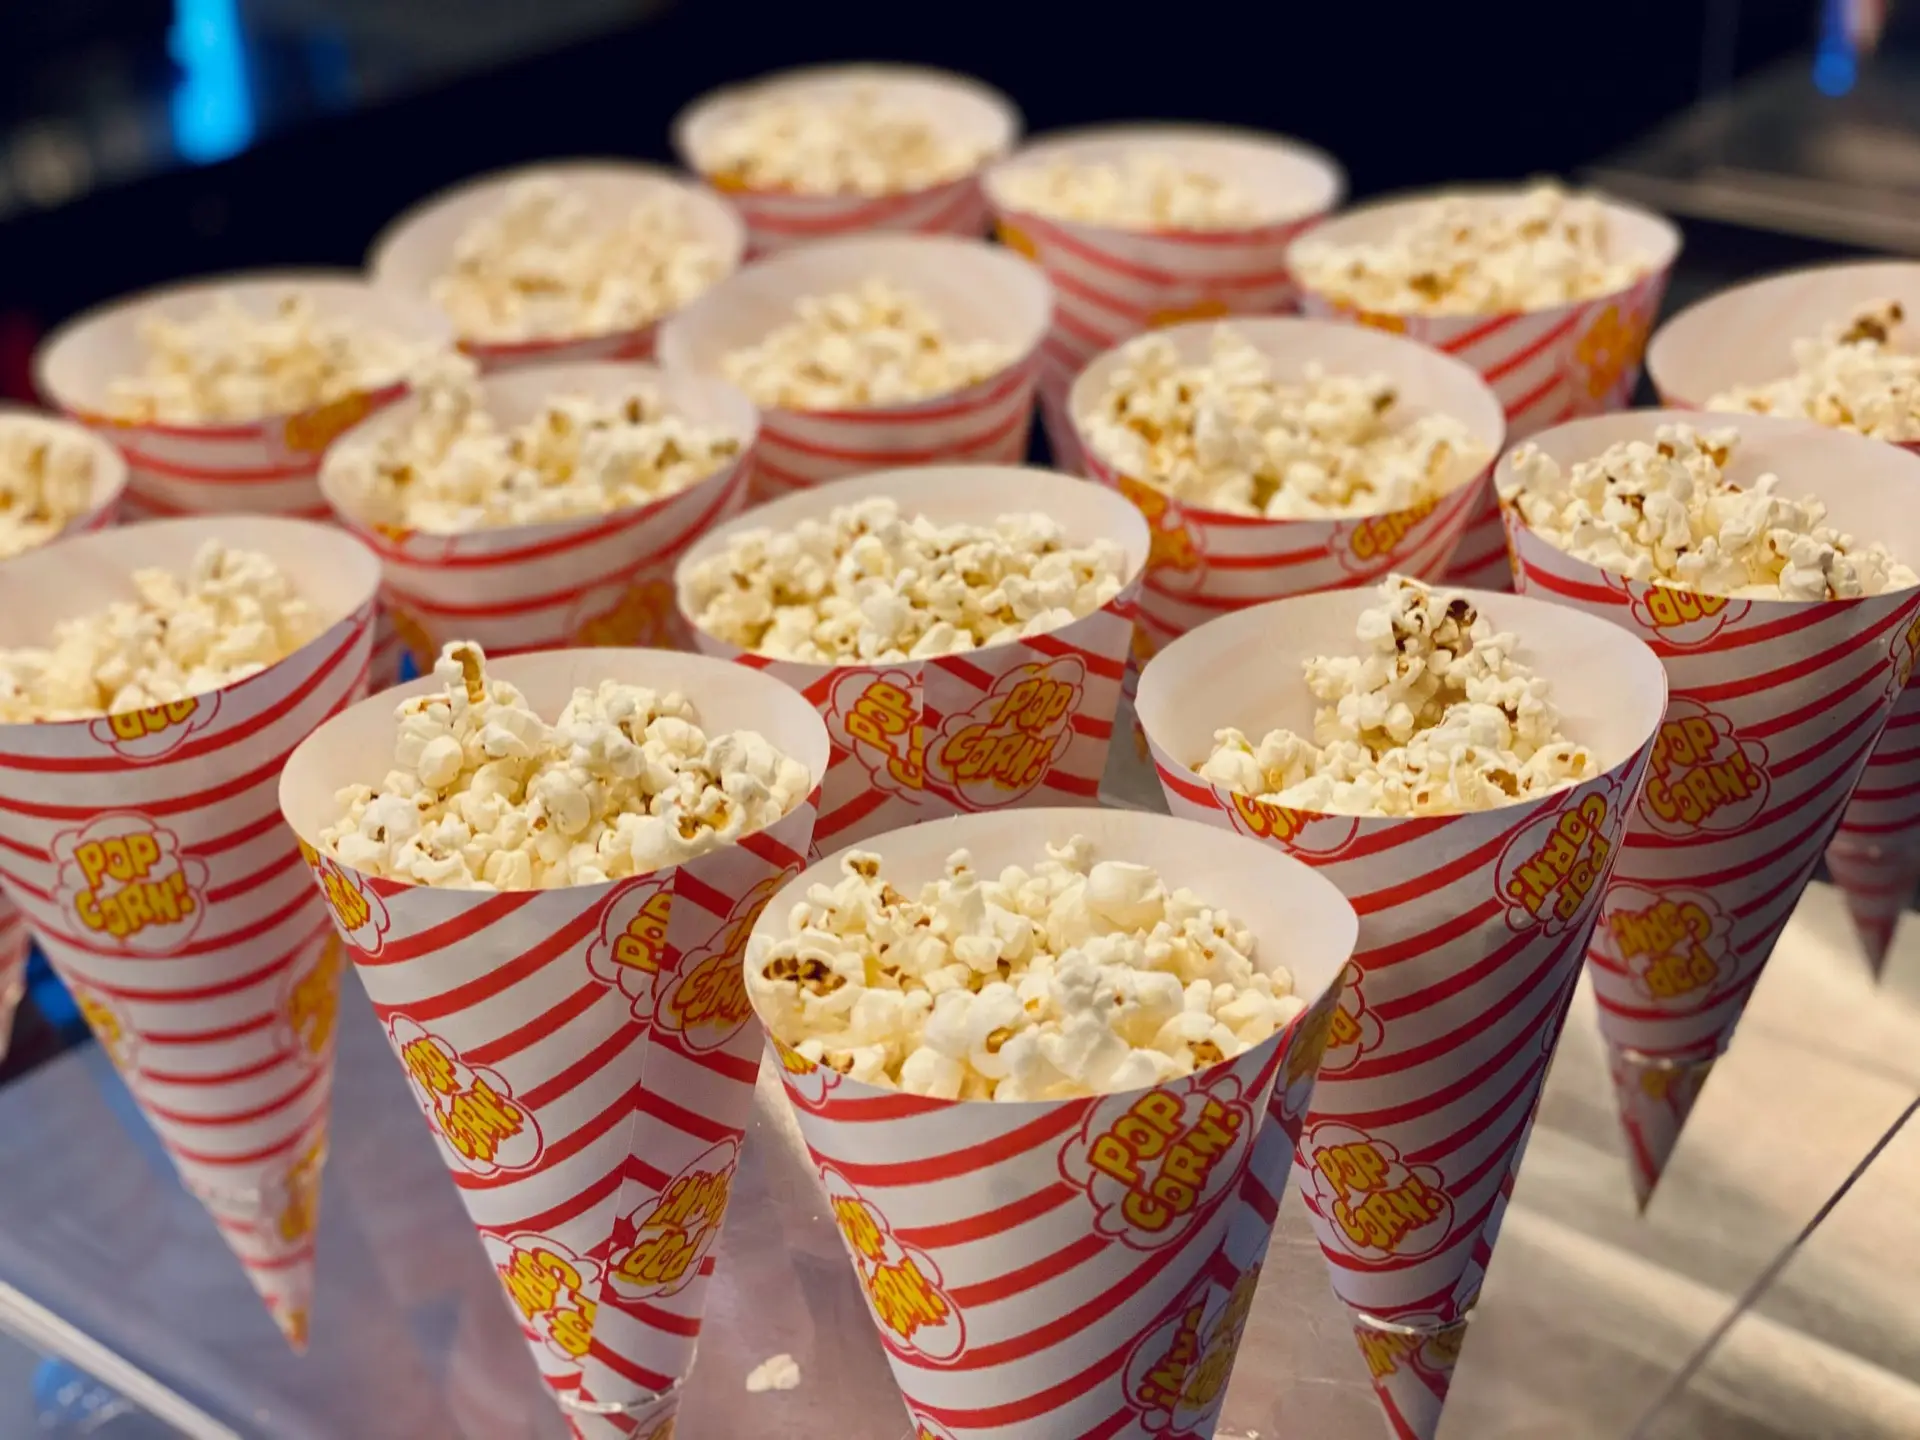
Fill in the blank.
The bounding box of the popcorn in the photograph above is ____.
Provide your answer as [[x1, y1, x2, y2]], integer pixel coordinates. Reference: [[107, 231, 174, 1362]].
[[327, 353, 741, 533], [1079, 325, 1483, 518], [745, 1354, 801, 1393], [431, 179, 727, 344], [1292, 185, 1646, 316], [0, 541, 319, 722], [1707, 300, 1920, 443], [996, 152, 1273, 230], [748, 835, 1307, 1100], [1502, 423, 1918, 600], [698, 86, 988, 196], [106, 292, 425, 424], [1197, 575, 1597, 817], [320, 642, 810, 889], [720, 278, 1014, 411], [684, 495, 1126, 663], [0, 414, 99, 559]]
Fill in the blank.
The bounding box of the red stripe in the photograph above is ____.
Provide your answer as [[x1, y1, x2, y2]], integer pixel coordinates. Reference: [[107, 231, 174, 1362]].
[[1688, 605, 1906, 703], [816, 785, 898, 839], [167, 1113, 326, 1167], [1404, 1047, 1552, 1166], [454, 1079, 641, 1192], [140, 1051, 292, 1088], [632, 1082, 735, 1145], [122, 446, 320, 483], [1438, 312, 1524, 355], [518, 1020, 643, 1112], [137, 1011, 277, 1046], [673, 870, 734, 919], [1040, 769, 1100, 798], [1355, 898, 1502, 970], [893, 1182, 1076, 1247], [827, 1101, 1092, 1186], [396, 905, 603, 1024], [741, 185, 932, 236], [206, 843, 305, 905], [47, 884, 317, 962], [760, 387, 1031, 467], [465, 981, 607, 1068], [496, 1164, 626, 1237], [140, 1059, 328, 1128], [1479, 310, 1584, 384], [361, 891, 536, 965], [949, 1233, 1107, 1308]]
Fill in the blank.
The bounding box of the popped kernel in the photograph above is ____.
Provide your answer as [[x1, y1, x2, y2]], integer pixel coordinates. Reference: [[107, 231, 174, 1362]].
[[432, 179, 727, 345], [1707, 300, 1920, 443], [106, 292, 426, 424], [996, 152, 1273, 230], [1080, 325, 1483, 518], [721, 278, 1014, 412], [698, 86, 989, 196], [1502, 423, 1918, 600], [326, 352, 741, 533], [320, 642, 811, 889], [748, 835, 1306, 1100], [1293, 184, 1647, 316], [0, 541, 318, 722], [684, 494, 1126, 663], [0, 413, 100, 559], [1197, 575, 1596, 817]]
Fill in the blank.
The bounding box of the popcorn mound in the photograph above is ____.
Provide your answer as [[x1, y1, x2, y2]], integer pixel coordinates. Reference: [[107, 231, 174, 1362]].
[[1080, 325, 1483, 518], [322, 642, 810, 889], [0, 414, 99, 559], [997, 153, 1274, 230], [0, 541, 319, 722], [328, 353, 741, 533], [1503, 423, 1918, 600], [749, 835, 1307, 1100], [698, 86, 989, 196], [1706, 300, 1920, 443], [684, 495, 1126, 663], [106, 292, 425, 424], [1198, 576, 1597, 817], [432, 179, 727, 345], [720, 278, 1015, 411], [1292, 184, 1646, 316]]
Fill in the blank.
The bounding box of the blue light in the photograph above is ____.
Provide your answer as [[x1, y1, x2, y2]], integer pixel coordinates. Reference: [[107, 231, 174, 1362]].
[[168, 0, 255, 164], [1814, 43, 1858, 97]]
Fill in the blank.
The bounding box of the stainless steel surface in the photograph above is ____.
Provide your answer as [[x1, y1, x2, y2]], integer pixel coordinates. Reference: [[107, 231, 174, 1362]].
[[0, 736, 1914, 1437]]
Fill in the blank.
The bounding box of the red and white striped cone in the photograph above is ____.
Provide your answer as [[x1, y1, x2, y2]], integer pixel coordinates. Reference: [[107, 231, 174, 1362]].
[[1294, 188, 1682, 591], [0, 407, 131, 1062], [320, 363, 759, 671], [1065, 317, 1505, 655], [1136, 585, 1667, 1440], [0, 516, 381, 1348], [676, 465, 1148, 851], [1646, 260, 1920, 980], [749, 807, 1360, 1440], [671, 64, 1021, 257], [1608, 1046, 1717, 1214], [367, 161, 746, 374], [1498, 412, 1920, 1204], [656, 234, 1050, 501], [34, 271, 452, 692], [280, 650, 829, 1434], [982, 123, 1345, 473]]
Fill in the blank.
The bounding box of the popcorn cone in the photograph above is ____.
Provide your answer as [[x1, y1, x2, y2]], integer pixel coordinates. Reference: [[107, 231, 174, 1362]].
[[983, 123, 1345, 473], [279, 650, 830, 1431], [676, 464, 1147, 849], [1608, 1048, 1716, 1213], [35, 270, 452, 691], [671, 64, 1021, 256], [321, 362, 759, 672], [1294, 188, 1681, 590], [1066, 316, 1505, 655], [749, 806, 1360, 1440], [368, 161, 746, 372], [0, 406, 130, 1062], [656, 234, 1049, 501], [1499, 411, 1920, 1201], [0, 515, 382, 1347], [1137, 583, 1666, 1440], [1647, 260, 1920, 980]]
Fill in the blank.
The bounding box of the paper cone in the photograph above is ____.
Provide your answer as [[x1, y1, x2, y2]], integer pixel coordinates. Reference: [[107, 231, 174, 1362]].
[[321, 362, 759, 672], [655, 234, 1049, 501], [1293, 188, 1681, 590], [1498, 411, 1920, 1200], [280, 649, 830, 1426], [671, 64, 1021, 256], [367, 161, 746, 373], [982, 123, 1345, 473], [676, 463, 1148, 849], [1646, 259, 1920, 979], [749, 806, 1360, 1440], [0, 515, 381, 1347], [1066, 316, 1505, 657], [1608, 1048, 1716, 1213], [1136, 583, 1665, 1440]]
